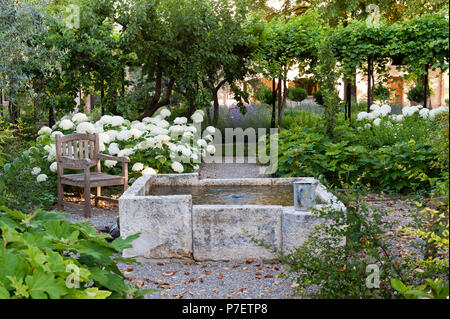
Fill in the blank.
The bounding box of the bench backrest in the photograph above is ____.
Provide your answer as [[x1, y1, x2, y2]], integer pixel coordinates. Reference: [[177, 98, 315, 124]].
[[55, 133, 99, 169]]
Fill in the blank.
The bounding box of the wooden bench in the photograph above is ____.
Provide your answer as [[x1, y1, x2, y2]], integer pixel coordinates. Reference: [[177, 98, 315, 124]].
[[55, 133, 130, 217]]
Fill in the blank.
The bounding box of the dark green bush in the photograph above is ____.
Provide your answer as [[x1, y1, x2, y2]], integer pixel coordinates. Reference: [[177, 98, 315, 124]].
[[312, 90, 324, 105], [287, 86, 308, 102], [407, 85, 426, 103], [374, 84, 391, 101], [254, 85, 273, 105]]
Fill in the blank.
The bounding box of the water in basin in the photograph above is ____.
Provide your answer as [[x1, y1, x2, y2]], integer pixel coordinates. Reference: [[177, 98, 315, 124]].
[[147, 185, 294, 206]]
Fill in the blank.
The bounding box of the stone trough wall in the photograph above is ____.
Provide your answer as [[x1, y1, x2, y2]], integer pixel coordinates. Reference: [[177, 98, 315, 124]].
[[119, 174, 345, 261]]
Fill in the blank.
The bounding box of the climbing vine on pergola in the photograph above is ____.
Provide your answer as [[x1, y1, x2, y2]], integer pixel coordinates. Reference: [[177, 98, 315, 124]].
[[330, 13, 449, 117]]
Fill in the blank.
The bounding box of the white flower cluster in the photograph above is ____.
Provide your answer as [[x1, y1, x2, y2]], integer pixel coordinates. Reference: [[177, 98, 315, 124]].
[[357, 102, 449, 128], [36, 108, 216, 177]]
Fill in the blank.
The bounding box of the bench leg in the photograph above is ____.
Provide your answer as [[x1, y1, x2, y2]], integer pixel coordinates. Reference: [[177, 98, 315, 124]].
[[57, 181, 64, 211], [95, 187, 101, 207], [84, 187, 91, 218]]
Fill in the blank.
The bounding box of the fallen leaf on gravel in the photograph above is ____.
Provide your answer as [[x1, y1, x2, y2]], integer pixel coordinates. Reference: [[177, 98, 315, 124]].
[[201, 264, 208, 268], [246, 258, 254, 264], [236, 287, 247, 293], [263, 289, 276, 292], [198, 274, 206, 279], [162, 271, 176, 276], [274, 266, 280, 271], [185, 271, 191, 275], [184, 281, 190, 285], [204, 270, 212, 275], [174, 292, 185, 299], [232, 265, 239, 269], [156, 262, 164, 266], [265, 274, 274, 278], [255, 264, 261, 267], [218, 274, 224, 279], [255, 272, 262, 276], [185, 262, 192, 265], [256, 276, 264, 279], [225, 295, 233, 299], [274, 281, 281, 285], [128, 277, 135, 282], [242, 267, 248, 270], [189, 278, 196, 283], [126, 268, 133, 272], [291, 283, 299, 288]]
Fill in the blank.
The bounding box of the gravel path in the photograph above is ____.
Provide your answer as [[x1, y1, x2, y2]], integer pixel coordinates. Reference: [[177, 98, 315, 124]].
[[199, 156, 266, 179]]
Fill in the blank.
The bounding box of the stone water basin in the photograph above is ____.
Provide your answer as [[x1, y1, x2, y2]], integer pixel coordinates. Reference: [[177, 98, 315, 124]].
[[119, 173, 345, 261]]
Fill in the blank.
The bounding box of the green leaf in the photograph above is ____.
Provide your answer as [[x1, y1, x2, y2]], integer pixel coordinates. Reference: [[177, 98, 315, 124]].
[[25, 269, 68, 299]]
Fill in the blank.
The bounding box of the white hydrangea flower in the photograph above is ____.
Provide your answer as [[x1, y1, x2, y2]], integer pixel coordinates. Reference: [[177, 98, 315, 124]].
[[108, 143, 120, 155], [419, 108, 430, 119], [50, 162, 58, 173], [206, 126, 216, 134], [59, 119, 75, 130], [429, 106, 449, 119], [357, 112, 368, 121], [206, 144, 216, 154], [104, 160, 117, 168], [99, 115, 114, 125], [171, 161, 184, 173], [31, 167, 41, 175], [72, 112, 89, 123], [204, 134, 213, 142], [105, 130, 118, 141], [129, 128, 143, 139], [155, 134, 171, 144], [111, 116, 125, 127], [132, 162, 144, 171], [197, 139, 207, 147], [51, 131, 63, 138], [365, 123, 371, 129], [186, 126, 197, 133], [174, 117, 188, 125], [38, 126, 52, 135], [142, 167, 157, 175], [150, 127, 169, 136], [191, 112, 203, 123], [160, 108, 171, 118], [156, 119, 170, 128], [193, 165, 199, 170], [76, 122, 96, 134], [402, 106, 419, 117], [373, 118, 381, 126], [118, 148, 134, 157], [117, 129, 131, 141], [36, 174, 48, 182]]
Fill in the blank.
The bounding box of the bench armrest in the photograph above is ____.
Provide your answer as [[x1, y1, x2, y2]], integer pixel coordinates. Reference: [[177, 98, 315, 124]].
[[97, 153, 130, 163]]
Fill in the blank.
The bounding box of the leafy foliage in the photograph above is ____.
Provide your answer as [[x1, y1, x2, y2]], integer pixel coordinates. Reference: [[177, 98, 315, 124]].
[[0, 207, 155, 299]]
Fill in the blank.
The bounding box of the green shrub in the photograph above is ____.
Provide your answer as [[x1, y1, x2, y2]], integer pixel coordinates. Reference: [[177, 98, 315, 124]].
[[254, 85, 273, 105], [407, 85, 426, 103], [0, 207, 155, 299], [312, 90, 324, 105], [287, 86, 307, 102], [281, 109, 319, 130], [272, 118, 442, 193], [374, 84, 391, 101]]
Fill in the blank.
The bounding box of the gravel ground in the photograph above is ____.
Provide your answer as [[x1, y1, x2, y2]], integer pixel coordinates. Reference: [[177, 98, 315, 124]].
[[199, 157, 266, 179], [118, 258, 299, 299]]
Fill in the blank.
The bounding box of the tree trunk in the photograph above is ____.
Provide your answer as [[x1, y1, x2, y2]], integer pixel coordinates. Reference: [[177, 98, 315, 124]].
[[423, 64, 429, 109], [100, 88, 105, 115], [271, 78, 276, 128], [212, 79, 227, 126], [48, 104, 55, 127], [139, 77, 175, 119], [367, 55, 374, 112]]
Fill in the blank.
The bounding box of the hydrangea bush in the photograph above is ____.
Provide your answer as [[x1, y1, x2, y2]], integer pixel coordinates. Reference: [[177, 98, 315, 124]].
[[32, 109, 217, 184]]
